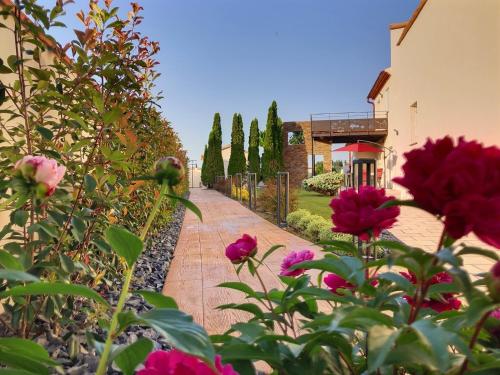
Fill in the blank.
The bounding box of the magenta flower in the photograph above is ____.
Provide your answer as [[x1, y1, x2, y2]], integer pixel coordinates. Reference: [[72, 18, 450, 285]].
[[330, 186, 400, 241], [15, 155, 66, 197], [280, 250, 314, 276], [324, 273, 354, 295], [137, 350, 238, 375], [225, 234, 257, 264], [401, 271, 462, 312], [488, 261, 500, 302]]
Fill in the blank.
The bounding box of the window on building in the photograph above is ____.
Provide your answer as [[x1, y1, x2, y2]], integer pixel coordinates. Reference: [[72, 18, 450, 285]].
[[409, 101, 417, 145], [288, 131, 305, 145]]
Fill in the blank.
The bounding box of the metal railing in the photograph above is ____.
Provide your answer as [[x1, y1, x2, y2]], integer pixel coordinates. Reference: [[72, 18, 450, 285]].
[[310, 111, 388, 137], [276, 172, 289, 227], [247, 173, 257, 211]]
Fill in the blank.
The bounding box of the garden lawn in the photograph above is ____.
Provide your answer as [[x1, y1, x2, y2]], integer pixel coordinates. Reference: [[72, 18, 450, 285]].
[[297, 189, 333, 220]]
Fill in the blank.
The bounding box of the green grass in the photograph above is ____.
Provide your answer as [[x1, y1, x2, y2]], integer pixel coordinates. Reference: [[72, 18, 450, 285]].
[[297, 189, 333, 220]]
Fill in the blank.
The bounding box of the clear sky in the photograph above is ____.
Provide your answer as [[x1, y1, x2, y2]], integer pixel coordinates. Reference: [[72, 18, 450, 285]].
[[38, 0, 419, 160]]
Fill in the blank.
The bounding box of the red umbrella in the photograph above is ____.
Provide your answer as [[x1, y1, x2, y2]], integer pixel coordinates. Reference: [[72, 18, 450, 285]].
[[333, 143, 382, 153]]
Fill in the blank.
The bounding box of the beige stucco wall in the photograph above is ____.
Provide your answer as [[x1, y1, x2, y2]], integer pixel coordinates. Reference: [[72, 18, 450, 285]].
[[0, 13, 59, 228], [374, 0, 500, 197]]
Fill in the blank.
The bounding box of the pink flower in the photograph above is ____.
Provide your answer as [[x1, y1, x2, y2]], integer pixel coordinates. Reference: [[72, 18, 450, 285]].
[[15, 155, 66, 196], [329, 186, 400, 241], [400, 271, 461, 313], [324, 273, 354, 295], [394, 137, 500, 247], [279, 250, 314, 276], [488, 261, 500, 302], [137, 350, 238, 375], [225, 234, 257, 264]]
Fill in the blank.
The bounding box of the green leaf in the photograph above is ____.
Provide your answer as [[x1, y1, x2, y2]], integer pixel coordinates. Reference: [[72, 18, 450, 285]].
[[320, 239, 358, 256], [36, 126, 53, 140], [140, 308, 214, 362], [0, 250, 23, 270], [10, 210, 29, 227], [379, 199, 420, 209], [457, 247, 499, 262], [259, 244, 284, 263], [166, 193, 203, 221], [367, 325, 401, 372], [0, 369, 40, 375], [0, 338, 57, 374], [217, 282, 258, 298], [105, 226, 143, 268], [59, 253, 75, 273], [0, 270, 38, 282], [103, 107, 122, 125], [378, 272, 415, 292], [92, 94, 104, 113], [71, 217, 86, 242], [84, 174, 97, 194], [0, 282, 109, 307], [113, 338, 153, 375], [135, 290, 178, 308]]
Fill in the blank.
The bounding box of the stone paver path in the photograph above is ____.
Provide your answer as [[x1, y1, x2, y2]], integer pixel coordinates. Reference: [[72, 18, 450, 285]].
[[391, 206, 495, 277], [162, 188, 322, 334]]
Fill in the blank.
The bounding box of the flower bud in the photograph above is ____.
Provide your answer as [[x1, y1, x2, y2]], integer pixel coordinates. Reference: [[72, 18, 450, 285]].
[[488, 261, 500, 302], [154, 156, 185, 187], [14, 155, 65, 197], [225, 234, 258, 264]]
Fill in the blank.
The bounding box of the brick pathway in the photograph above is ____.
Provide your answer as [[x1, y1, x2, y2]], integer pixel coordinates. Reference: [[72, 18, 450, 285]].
[[163, 190, 495, 334], [391, 206, 495, 277], [162, 188, 322, 334]]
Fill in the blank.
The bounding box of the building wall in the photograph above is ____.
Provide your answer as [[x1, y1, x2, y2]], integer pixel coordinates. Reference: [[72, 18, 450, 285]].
[[282, 121, 332, 187], [374, 0, 500, 197]]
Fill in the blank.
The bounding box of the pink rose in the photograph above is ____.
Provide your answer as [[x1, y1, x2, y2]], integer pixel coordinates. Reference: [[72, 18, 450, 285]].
[[279, 250, 314, 277], [137, 350, 238, 375], [225, 234, 257, 264], [329, 186, 400, 241], [15, 155, 66, 196], [324, 273, 354, 295]]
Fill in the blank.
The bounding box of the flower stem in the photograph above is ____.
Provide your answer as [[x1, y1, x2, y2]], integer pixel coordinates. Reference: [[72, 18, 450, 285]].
[[96, 182, 169, 375], [458, 310, 492, 375]]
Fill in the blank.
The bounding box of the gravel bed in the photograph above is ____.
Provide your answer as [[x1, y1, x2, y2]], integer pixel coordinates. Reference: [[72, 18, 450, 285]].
[[32, 202, 186, 374]]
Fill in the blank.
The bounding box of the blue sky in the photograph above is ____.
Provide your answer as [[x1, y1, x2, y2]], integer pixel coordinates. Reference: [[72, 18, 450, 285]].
[[39, 0, 419, 160]]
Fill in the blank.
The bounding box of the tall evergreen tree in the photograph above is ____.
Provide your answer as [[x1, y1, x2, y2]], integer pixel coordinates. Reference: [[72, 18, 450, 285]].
[[248, 118, 260, 180], [261, 100, 283, 180], [227, 113, 246, 176], [202, 113, 225, 188], [201, 144, 208, 186], [211, 113, 225, 179]]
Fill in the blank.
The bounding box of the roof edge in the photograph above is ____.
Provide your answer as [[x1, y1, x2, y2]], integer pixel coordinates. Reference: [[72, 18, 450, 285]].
[[367, 70, 391, 100], [396, 0, 428, 46], [389, 22, 407, 30]]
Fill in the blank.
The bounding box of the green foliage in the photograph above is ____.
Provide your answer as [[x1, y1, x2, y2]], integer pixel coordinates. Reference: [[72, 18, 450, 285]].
[[261, 100, 283, 180], [303, 171, 344, 195], [247, 118, 260, 179], [201, 144, 208, 186], [203, 113, 225, 187], [227, 113, 246, 176]]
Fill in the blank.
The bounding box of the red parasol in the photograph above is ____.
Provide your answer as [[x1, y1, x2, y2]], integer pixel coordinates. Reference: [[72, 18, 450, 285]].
[[333, 143, 383, 153]]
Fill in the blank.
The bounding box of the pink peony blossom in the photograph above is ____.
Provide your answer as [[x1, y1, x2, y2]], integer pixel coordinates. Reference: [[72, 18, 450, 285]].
[[400, 271, 462, 313], [488, 261, 500, 302], [137, 350, 238, 375], [324, 273, 354, 295], [329, 186, 400, 241], [15, 155, 66, 196], [225, 234, 257, 264], [279, 250, 314, 277]]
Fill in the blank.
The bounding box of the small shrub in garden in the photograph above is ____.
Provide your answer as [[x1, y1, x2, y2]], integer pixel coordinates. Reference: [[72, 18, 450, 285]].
[[304, 214, 327, 241], [303, 171, 344, 195], [257, 178, 298, 217], [286, 208, 310, 227], [231, 185, 249, 202]]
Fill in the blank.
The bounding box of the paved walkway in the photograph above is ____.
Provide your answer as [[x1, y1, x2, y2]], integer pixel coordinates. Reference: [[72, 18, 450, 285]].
[[391, 206, 495, 277], [163, 189, 495, 334], [162, 188, 322, 334]]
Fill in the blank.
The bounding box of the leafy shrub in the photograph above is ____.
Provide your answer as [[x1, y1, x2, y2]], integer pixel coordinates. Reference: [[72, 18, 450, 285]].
[[231, 185, 249, 202], [304, 215, 327, 240], [286, 209, 310, 228], [257, 178, 298, 218], [303, 171, 344, 195]]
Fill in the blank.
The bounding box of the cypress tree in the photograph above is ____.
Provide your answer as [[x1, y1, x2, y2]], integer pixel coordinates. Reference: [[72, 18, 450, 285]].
[[261, 100, 283, 180], [227, 113, 246, 176], [248, 118, 260, 180], [201, 144, 208, 186], [211, 113, 225, 179]]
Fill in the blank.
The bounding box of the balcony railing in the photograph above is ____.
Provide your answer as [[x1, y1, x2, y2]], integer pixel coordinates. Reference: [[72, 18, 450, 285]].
[[310, 111, 388, 137]]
